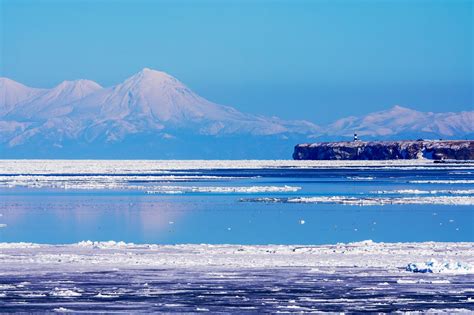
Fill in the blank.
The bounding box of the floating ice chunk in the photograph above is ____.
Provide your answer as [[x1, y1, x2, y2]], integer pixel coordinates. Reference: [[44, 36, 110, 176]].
[[431, 280, 451, 284], [406, 259, 473, 274], [373, 189, 474, 195], [242, 196, 474, 206], [75, 240, 132, 249], [0, 175, 243, 190], [53, 307, 73, 313], [20, 293, 47, 298], [146, 185, 301, 194], [409, 180, 474, 184], [94, 293, 115, 298], [347, 176, 374, 180], [50, 288, 82, 297], [397, 279, 418, 284], [0, 242, 41, 248], [348, 240, 376, 246]]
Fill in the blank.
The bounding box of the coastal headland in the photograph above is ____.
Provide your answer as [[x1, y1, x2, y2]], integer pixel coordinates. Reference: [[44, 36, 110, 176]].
[[293, 140, 474, 160]]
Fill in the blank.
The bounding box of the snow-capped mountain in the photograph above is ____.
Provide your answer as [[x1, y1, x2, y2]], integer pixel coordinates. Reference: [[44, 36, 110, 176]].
[[320, 105, 474, 140], [6, 79, 102, 120], [0, 78, 45, 116], [0, 69, 472, 158], [0, 69, 320, 157], [67, 68, 314, 141]]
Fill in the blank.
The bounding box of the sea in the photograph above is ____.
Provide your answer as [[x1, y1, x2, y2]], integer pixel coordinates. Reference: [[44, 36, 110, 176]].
[[0, 159, 472, 312]]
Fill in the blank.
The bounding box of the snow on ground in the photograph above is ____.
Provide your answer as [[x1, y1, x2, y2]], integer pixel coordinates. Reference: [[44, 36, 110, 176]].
[[242, 196, 474, 206], [0, 241, 472, 274], [0, 159, 473, 175]]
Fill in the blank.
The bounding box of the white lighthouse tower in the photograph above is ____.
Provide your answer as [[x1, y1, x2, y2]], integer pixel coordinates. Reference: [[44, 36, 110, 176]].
[[353, 133, 359, 142]]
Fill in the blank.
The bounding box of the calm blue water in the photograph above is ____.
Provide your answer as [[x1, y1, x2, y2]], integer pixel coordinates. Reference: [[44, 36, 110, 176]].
[[0, 165, 472, 244]]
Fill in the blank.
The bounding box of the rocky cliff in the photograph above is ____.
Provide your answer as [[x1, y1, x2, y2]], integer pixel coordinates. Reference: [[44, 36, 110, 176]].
[[293, 140, 474, 160]]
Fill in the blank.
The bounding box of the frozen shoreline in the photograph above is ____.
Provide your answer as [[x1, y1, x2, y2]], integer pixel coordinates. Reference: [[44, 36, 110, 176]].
[[0, 241, 472, 274], [1, 241, 473, 313]]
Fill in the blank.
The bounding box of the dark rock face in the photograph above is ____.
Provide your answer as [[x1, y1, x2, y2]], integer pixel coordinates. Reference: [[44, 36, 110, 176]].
[[293, 140, 474, 160]]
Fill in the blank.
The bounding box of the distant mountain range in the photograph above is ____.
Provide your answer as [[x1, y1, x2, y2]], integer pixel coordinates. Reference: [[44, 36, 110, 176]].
[[1, 68, 472, 158]]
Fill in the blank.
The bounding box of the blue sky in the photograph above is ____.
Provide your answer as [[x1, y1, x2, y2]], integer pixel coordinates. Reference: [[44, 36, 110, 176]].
[[0, 0, 472, 123]]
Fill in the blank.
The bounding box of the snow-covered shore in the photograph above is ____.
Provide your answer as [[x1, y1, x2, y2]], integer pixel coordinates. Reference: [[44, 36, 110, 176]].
[[0, 241, 472, 313], [0, 241, 472, 274]]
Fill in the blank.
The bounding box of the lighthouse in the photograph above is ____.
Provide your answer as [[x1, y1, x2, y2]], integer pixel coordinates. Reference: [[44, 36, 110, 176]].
[[353, 133, 359, 142]]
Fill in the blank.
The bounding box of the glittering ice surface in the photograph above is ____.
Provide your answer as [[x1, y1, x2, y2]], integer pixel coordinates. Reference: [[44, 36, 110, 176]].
[[0, 241, 473, 312]]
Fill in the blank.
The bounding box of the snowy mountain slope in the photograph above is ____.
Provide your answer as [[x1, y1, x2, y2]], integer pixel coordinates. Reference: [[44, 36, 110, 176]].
[[67, 68, 317, 140], [6, 79, 102, 120], [0, 78, 46, 116], [0, 69, 320, 151], [322, 105, 474, 139], [0, 69, 471, 158]]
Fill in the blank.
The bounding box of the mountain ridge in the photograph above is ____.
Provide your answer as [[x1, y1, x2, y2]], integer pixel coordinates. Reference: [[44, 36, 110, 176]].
[[321, 105, 473, 140], [0, 68, 472, 158]]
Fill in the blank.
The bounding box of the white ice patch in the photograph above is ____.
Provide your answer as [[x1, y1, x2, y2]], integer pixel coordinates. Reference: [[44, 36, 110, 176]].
[[50, 288, 82, 297], [406, 260, 474, 274], [242, 196, 474, 206], [409, 180, 474, 184], [0, 175, 299, 194], [0, 242, 42, 249], [75, 240, 133, 249], [53, 307, 73, 312], [372, 189, 474, 195], [0, 241, 472, 272], [346, 176, 374, 180], [94, 293, 116, 298], [0, 175, 239, 190], [0, 159, 472, 175], [146, 185, 300, 194]]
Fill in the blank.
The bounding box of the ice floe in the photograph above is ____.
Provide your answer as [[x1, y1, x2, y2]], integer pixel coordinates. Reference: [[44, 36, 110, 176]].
[[406, 260, 473, 274], [346, 176, 375, 180], [0, 159, 472, 175], [0, 241, 472, 272], [409, 180, 474, 184], [146, 185, 300, 194], [0, 175, 239, 190], [241, 196, 474, 206], [0, 175, 300, 193], [372, 189, 474, 195], [50, 288, 82, 297], [53, 307, 73, 313]]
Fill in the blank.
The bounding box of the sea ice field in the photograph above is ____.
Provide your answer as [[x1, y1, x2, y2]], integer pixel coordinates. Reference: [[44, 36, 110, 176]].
[[0, 159, 473, 312]]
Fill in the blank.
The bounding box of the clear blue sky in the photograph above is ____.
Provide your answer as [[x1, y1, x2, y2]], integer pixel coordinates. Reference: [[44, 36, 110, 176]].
[[0, 0, 472, 123]]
